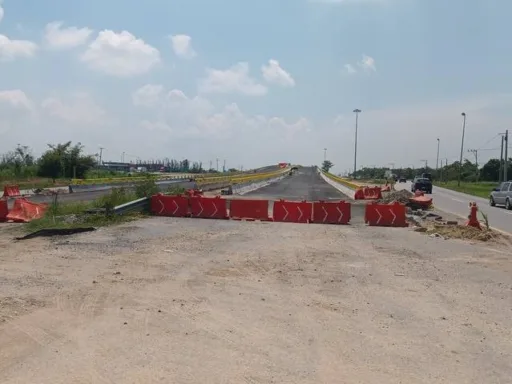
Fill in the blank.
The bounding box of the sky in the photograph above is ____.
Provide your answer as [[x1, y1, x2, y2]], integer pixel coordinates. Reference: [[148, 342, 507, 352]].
[[1, 0, 511, 173]]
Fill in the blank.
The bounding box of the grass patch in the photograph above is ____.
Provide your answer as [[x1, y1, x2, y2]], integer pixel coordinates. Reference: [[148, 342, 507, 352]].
[[435, 181, 498, 199], [167, 185, 186, 195], [24, 187, 145, 233]]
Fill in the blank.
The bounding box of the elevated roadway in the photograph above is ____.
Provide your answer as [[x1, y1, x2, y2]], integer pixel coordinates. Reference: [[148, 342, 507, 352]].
[[245, 166, 366, 222]]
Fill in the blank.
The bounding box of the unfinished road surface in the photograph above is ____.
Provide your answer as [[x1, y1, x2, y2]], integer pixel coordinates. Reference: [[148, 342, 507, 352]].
[[245, 166, 347, 201]]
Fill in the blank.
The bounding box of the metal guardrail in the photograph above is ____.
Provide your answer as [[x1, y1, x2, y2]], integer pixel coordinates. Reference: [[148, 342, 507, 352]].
[[113, 197, 150, 215]]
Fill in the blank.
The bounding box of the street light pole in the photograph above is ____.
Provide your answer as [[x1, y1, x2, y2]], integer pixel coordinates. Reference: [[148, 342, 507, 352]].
[[457, 112, 466, 186], [436, 138, 440, 171], [353, 109, 361, 178], [505, 129, 509, 181], [324, 148, 327, 162]]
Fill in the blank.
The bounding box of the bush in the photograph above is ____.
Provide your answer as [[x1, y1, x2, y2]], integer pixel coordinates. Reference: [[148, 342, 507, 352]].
[[135, 178, 159, 198]]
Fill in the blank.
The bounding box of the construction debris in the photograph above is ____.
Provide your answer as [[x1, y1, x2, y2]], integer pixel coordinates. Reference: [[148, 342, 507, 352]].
[[419, 223, 507, 242], [379, 189, 413, 204]]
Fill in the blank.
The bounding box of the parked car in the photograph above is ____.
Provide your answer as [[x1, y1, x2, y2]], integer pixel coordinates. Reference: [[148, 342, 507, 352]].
[[398, 176, 407, 183], [489, 181, 512, 210], [411, 177, 432, 194]]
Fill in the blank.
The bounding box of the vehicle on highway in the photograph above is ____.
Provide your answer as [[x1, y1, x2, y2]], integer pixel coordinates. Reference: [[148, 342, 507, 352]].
[[398, 176, 407, 183], [422, 172, 432, 181], [489, 181, 512, 210], [411, 177, 432, 194]]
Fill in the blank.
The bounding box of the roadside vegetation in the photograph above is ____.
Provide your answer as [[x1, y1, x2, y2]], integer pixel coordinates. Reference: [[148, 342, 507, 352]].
[[24, 178, 161, 233], [1, 143, 236, 190]]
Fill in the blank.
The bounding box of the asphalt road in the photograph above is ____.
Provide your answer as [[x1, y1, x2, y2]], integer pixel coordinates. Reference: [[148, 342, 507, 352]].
[[244, 167, 366, 222], [396, 181, 512, 234], [244, 166, 348, 201]]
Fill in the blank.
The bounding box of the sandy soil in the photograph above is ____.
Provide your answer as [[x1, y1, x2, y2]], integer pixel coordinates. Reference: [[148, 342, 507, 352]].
[[1, 218, 512, 383]]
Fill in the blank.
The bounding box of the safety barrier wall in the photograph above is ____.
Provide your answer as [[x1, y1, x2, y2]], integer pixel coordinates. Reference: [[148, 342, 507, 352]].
[[0, 199, 8, 222], [5, 198, 48, 223], [150, 194, 407, 227], [364, 202, 407, 227], [2, 185, 21, 198]]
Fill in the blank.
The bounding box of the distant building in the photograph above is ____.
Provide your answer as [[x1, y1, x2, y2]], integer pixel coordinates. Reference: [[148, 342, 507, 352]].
[[101, 162, 131, 172]]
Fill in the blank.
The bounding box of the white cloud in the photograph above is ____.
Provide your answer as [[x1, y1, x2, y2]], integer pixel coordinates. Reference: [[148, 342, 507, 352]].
[[41, 92, 108, 124], [199, 62, 267, 96], [261, 59, 295, 87], [44, 21, 93, 49], [359, 54, 376, 71], [0, 89, 33, 109], [81, 30, 161, 76], [169, 34, 196, 59], [343, 64, 356, 74], [132, 84, 164, 107], [133, 85, 310, 146], [0, 34, 37, 61]]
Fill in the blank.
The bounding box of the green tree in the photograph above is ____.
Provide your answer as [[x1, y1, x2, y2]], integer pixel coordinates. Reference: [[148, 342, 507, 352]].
[[480, 158, 501, 181], [321, 160, 334, 173], [38, 141, 96, 181]]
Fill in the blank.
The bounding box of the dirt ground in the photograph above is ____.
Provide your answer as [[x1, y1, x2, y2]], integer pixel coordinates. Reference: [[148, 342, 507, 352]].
[[1, 218, 512, 384]]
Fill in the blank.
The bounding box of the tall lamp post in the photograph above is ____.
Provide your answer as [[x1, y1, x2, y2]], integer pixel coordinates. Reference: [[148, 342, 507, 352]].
[[436, 138, 440, 171], [324, 148, 327, 162], [458, 112, 466, 186], [353, 109, 361, 178]]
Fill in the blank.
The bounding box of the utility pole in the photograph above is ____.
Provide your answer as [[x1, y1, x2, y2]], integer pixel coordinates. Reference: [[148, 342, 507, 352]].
[[324, 148, 327, 162], [99, 147, 105, 166], [468, 149, 478, 181], [216, 158, 219, 172], [436, 138, 440, 171], [352, 109, 361, 178], [505, 129, 509, 181], [209, 160, 212, 171], [420, 159, 428, 172], [458, 112, 466, 186], [499, 135, 504, 182], [223, 159, 226, 173]]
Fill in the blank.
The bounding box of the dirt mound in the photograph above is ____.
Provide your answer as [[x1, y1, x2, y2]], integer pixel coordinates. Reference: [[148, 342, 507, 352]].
[[379, 189, 413, 204], [416, 223, 508, 243]]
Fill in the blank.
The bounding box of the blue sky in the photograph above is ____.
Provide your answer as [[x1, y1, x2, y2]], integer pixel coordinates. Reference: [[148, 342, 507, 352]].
[[1, 0, 511, 172]]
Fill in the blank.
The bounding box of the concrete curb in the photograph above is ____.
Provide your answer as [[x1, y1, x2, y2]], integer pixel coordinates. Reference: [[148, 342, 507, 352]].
[[317, 168, 356, 199]]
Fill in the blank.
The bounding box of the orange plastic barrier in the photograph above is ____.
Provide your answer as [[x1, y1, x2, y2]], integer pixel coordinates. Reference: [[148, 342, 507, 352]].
[[273, 200, 312, 223], [312, 201, 351, 224], [363, 186, 383, 200], [409, 195, 433, 208], [190, 196, 228, 219], [6, 198, 47, 223], [0, 199, 8, 222], [229, 199, 270, 221], [150, 194, 190, 217], [3, 185, 21, 198], [364, 202, 407, 227], [465, 202, 482, 230], [354, 188, 365, 200]]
